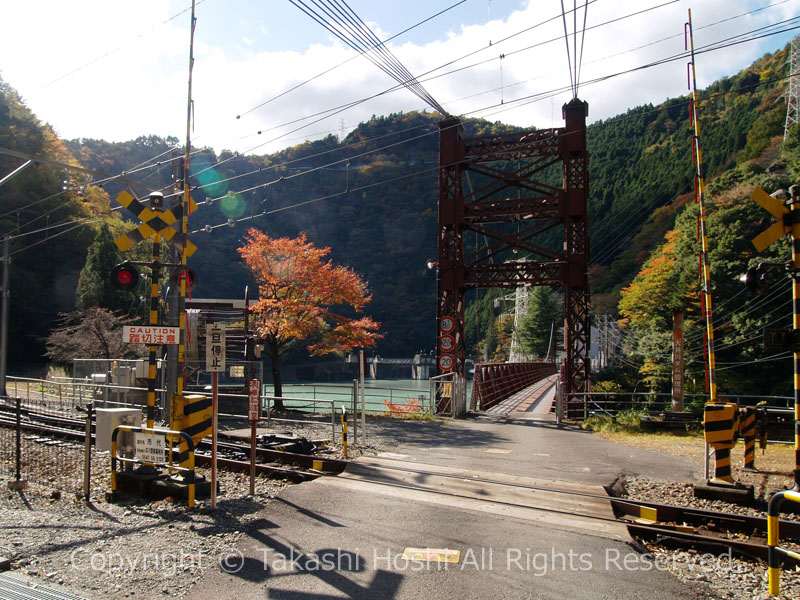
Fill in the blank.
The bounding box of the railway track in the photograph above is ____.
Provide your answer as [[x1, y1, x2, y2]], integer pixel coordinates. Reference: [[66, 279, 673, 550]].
[[0, 407, 344, 482], [3, 406, 800, 569], [316, 458, 800, 568]]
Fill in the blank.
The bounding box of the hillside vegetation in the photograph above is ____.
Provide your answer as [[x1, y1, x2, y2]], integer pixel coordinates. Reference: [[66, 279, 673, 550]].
[[0, 42, 795, 392]]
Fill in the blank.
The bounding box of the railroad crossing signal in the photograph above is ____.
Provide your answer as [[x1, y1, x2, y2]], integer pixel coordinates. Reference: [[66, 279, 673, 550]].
[[751, 186, 791, 252], [110, 263, 139, 291], [113, 190, 198, 256]]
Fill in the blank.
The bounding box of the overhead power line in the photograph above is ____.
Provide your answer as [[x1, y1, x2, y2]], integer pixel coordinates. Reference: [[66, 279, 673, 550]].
[[287, 0, 447, 115], [236, 0, 466, 120]]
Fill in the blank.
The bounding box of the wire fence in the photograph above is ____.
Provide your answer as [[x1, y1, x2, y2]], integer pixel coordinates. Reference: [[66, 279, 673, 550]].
[[0, 395, 94, 496], [0, 375, 438, 498]]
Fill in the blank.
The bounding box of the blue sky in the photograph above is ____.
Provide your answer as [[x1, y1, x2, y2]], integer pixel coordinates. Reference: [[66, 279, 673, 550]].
[[1, 1, 798, 155]]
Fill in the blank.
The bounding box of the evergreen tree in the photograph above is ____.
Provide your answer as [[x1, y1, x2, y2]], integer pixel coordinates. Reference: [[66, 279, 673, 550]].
[[519, 287, 562, 358], [76, 224, 134, 314]]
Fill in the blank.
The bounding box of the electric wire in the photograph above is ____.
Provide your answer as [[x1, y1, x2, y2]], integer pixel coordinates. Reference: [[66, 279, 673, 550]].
[[180, 2, 787, 191], [5, 13, 796, 252], [223, 0, 665, 155], [37, 1, 207, 90], [560, 0, 576, 97], [236, 0, 598, 123], [287, 0, 446, 114], [236, 0, 465, 119], [191, 37, 798, 207]]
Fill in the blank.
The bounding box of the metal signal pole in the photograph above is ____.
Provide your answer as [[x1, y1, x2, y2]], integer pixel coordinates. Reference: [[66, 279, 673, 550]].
[[790, 185, 800, 489], [177, 0, 196, 407]]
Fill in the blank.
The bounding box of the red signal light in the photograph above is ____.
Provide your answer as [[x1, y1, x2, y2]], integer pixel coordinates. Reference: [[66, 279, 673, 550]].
[[170, 267, 198, 291], [110, 263, 140, 291]]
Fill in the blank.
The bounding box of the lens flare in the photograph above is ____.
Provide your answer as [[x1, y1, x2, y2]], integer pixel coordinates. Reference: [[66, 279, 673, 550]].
[[220, 192, 246, 219], [190, 157, 228, 197]]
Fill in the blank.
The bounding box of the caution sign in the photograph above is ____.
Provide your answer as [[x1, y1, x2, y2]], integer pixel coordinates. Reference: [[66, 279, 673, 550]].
[[123, 325, 179, 345]]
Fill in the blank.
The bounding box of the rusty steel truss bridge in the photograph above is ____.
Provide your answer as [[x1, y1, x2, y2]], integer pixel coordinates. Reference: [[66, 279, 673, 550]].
[[435, 98, 590, 419]]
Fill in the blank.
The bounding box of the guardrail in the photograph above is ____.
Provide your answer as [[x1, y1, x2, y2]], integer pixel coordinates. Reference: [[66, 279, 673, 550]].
[[470, 362, 557, 411], [767, 490, 800, 595], [6, 375, 160, 418], [265, 382, 433, 416], [110, 425, 196, 508]]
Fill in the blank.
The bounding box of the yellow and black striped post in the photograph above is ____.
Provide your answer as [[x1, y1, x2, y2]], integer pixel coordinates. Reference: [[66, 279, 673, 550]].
[[342, 405, 348, 459], [170, 393, 211, 471], [146, 225, 161, 431], [688, 10, 733, 484], [741, 406, 756, 471], [790, 184, 800, 490], [703, 402, 737, 484], [767, 490, 800, 595]]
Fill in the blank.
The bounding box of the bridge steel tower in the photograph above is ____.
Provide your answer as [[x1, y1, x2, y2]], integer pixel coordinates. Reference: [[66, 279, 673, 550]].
[[435, 98, 590, 419]]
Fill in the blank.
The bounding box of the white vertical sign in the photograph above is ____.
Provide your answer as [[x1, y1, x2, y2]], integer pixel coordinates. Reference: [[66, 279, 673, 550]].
[[206, 323, 226, 372]]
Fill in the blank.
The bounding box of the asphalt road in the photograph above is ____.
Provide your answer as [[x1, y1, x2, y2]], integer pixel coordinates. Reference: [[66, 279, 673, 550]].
[[188, 386, 706, 599], [188, 480, 703, 600]]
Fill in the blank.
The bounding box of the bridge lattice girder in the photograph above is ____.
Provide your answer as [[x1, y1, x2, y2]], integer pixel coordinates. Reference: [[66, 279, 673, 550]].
[[435, 99, 590, 419]]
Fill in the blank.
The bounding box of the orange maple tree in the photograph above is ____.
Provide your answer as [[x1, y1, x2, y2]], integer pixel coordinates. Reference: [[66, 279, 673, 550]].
[[238, 229, 381, 409]]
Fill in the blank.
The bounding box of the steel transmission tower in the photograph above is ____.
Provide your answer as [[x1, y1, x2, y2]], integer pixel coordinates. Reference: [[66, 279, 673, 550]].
[[784, 35, 800, 150]]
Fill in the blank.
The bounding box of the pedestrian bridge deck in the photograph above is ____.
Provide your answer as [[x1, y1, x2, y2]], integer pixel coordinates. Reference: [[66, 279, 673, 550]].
[[483, 374, 557, 420]]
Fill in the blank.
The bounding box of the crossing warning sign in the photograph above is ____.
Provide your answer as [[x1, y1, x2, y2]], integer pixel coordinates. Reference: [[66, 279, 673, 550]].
[[114, 190, 198, 256]]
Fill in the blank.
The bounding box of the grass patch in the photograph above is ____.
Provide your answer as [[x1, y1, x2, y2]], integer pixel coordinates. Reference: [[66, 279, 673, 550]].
[[582, 408, 648, 434], [588, 426, 797, 494]]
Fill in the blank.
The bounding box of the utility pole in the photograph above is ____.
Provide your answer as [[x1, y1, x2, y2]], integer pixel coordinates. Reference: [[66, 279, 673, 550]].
[[0, 237, 9, 396]]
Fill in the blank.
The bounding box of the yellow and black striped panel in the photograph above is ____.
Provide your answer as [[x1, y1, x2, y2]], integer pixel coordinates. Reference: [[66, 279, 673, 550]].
[[704, 402, 737, 447], [114, 191, 199, 255], [182, 394, 212, 444], [170, 393, 212, 444], [741, 407, 756, 470]]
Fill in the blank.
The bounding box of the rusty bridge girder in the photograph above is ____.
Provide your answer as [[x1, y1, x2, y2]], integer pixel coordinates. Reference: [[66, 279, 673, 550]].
[[435, 98, 590, 419]]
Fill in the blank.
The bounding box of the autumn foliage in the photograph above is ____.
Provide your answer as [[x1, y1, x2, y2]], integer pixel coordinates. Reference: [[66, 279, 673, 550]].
[[238, 229, 381, 403]]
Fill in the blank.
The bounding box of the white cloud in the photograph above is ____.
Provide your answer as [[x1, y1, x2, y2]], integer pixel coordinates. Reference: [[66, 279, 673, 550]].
[[0, 0, 795, 155]]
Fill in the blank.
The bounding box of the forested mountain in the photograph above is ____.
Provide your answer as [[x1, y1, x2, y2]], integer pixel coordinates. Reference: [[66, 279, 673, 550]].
[[0, 41, 794, 387]]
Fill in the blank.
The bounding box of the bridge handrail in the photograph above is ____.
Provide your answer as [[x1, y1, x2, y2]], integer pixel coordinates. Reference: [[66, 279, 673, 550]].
[[471, 362, 557, 411]]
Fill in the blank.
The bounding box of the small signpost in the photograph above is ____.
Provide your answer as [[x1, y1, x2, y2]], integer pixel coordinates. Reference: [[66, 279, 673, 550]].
[[671, 309, 684, 412], [206, 323, 226, 509], [358, 349, 366, 439], [134, 431, 166, 464], [248, 379, 260, 495]]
